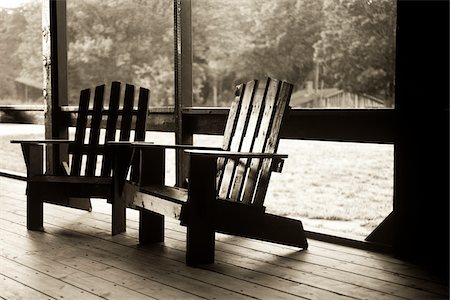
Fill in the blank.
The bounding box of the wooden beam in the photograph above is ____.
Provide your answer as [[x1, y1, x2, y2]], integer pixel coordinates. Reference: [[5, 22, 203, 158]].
[[59, 108, 395, 142], [281, 109, 395, 143], [42, 0, 69, 173], [182, 108, 396, 143], [0, 105, 45, 111]]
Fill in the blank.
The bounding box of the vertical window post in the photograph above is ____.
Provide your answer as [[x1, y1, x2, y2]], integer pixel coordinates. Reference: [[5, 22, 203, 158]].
[[174, 0, 193, 187], [42, 0, 69, 173]]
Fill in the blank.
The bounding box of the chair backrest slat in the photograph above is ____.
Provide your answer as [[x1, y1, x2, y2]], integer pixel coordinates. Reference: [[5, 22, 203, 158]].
[[100, 81, 121, 176], [216, 83, 244, 188], [253, 81, 292, 206], [69, 82, 150, 178], [134, 87, 149, 142], [221, 84, 245, 150], [119, 84, 135, 141], [216, 78, 293, 207], [85, 84, 105, 176], [70, 88, 90, 176], [229, 78, 269, 201], [241, 78, 281, 204], [218, 80, 257, 199]]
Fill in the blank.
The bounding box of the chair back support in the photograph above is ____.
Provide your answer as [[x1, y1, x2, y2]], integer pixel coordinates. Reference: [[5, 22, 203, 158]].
[[70, 82, 149, 177], [217, 78, 293, 206]]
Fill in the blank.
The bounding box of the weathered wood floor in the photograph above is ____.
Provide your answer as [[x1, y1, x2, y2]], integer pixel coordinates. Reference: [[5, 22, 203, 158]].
[[0, 177, 448, 300]]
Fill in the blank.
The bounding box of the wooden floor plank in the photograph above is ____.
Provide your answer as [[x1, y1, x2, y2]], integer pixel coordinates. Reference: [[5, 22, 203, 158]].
[[161, 234, 405, 300], [21, 228, 307, 300], [58, 195, 443, 285], [163, 217, 443, 283], [0, 274, 53, 300], [2, 205, 376, 300], [283, 238, 444, 283], [1, 210, 306, 300], [0, 228, 202, 300], [208, 235, 449, 298], [0, 218, 254, 300], [1, 236, 157, 300], [0, 206, 425, 300], [0, 255, 102, 300], [156, 220, 448, 294], [1, 177, 448, 300], [3, 193, 448, 300], [113, 211, 449, 299]]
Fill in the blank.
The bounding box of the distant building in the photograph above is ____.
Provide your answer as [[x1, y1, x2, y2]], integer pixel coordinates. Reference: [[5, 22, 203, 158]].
[[14, 76, 43, 103], [291, 81, 385, 108]]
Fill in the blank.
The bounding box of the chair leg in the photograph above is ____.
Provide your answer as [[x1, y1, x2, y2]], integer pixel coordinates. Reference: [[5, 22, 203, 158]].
[[111, 198, 126, 235], [22, 145, 44, 231], [186, 154, 217, 266], [139, 209, 164, 244], [186, 222, 215, 266], [27, 192, 43, 231]]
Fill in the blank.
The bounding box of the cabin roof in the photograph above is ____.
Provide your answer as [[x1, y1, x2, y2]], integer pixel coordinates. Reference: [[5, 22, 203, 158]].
[[14, 76, 42, 90], [290, 88, 385, 107]]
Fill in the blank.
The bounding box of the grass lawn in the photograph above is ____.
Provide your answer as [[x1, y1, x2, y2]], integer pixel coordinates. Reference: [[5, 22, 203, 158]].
[[1, 124, 393, 240]]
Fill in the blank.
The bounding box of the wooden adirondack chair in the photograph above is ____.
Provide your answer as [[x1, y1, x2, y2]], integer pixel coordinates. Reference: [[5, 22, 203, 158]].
[[12, 81, 150, 235], [112, 77, 308, 265]]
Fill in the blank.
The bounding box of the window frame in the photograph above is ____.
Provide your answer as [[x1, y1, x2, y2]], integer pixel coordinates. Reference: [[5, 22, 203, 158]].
[[45, 0, 445, 253]]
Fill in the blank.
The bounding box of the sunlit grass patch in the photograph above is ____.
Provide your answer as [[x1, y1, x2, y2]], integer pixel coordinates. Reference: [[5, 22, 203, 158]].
[[2, 125, 393, 239]]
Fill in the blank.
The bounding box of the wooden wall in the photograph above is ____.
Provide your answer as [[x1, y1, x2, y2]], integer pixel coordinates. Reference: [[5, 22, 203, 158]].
[[394, 1, 449, 279]]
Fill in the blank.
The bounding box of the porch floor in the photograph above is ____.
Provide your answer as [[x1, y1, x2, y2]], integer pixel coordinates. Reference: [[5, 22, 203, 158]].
[[1, 177, 448, 300]]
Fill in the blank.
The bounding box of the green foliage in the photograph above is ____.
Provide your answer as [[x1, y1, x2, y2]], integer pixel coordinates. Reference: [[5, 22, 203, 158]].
[[313, 0, 396, 105], [15, 1, 42, 83], [192, 0, 324, 105], [239, 0, 324, 83], [0, 8, 27, 99], [67, 0, 174, 105], [4, 0, 396, 107]]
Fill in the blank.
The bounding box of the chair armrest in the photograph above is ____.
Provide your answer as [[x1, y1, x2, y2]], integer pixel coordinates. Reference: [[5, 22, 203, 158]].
[[186, 149, 287, 173], [106, 141, 152, 148], [185, 149, 288, 159], [132, 141, 222, 151], [13, 140, 74, 176], [106, 141, 222, 151], [11, 139, 72, 145], [107, 142, 223, 188]]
